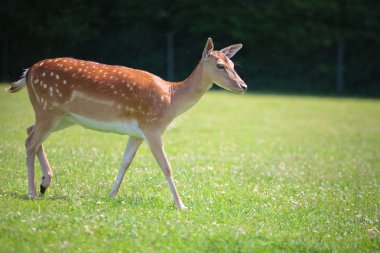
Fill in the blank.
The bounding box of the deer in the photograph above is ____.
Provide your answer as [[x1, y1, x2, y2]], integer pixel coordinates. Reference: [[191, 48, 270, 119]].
[[7, 38, 247, 209]]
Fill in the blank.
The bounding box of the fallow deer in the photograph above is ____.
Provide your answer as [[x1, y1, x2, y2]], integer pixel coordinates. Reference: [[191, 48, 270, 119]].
[[7, 38, 246, 209]]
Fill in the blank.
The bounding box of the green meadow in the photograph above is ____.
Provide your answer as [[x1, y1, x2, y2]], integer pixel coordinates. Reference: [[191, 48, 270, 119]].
[[0, 87, 379, 252]]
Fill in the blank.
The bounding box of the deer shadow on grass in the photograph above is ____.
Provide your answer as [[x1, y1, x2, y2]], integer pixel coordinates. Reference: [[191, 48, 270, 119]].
[[5, 189, 175, 209], [5, 190, 72, 201]]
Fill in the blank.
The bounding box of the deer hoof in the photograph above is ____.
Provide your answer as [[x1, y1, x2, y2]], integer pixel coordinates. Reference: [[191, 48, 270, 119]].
[[40, 184, 47, 195], [40, 176, 47, 195]]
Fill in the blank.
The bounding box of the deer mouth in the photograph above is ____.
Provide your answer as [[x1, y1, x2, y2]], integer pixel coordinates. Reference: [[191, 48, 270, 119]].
[[232, 84, 247, 93], [229, 87, 246, 94]]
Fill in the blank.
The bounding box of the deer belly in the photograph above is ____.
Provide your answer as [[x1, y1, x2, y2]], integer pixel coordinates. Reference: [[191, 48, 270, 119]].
[[65, 113, 143, 137]]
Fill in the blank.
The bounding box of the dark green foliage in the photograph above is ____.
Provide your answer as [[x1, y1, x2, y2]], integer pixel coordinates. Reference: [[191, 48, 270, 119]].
[[1, 0, 379, 95]]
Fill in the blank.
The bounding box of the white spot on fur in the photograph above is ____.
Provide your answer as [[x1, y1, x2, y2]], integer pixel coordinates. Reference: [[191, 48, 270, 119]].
[[63, 80, 67, 85], [50, 72, 54, 76], [42, 72, 46, 77], [56, 74, 60, 80], [125, 106, 136, 113]]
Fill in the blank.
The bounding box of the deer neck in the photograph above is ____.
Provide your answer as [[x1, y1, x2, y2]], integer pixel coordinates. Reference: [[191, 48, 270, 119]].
[[169, 60, 212, 117]]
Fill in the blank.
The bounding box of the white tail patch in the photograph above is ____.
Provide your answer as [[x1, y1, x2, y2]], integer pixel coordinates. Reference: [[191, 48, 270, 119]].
[[30, 74, 41, 104]]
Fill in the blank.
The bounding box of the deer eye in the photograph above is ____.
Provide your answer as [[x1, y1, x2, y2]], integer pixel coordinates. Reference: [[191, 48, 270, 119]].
[[216, 63, 225, 69], [216, 63, 225, 70]]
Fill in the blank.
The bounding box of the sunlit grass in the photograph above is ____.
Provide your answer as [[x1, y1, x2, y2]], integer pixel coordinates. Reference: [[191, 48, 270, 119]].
[[0, 85, 379, 252]]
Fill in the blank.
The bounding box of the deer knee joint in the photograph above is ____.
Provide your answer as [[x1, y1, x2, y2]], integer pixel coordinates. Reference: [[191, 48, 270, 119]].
[[163, 166, 172, 177], [26, 125, 34, 135], [26, 146, 36, 157]]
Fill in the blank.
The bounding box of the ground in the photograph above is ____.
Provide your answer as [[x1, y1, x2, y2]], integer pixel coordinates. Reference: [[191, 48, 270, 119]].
[[0, 86, 379, 252]]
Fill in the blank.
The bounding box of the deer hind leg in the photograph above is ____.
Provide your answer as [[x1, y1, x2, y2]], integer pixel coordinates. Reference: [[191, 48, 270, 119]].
[[25, 117, 61, 197], [143, 131, 186, 209], [26, 125, 53, 195], [110, 136, 143, 196]]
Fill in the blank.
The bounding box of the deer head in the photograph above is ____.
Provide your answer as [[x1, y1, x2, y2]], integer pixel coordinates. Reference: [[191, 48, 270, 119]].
[[202, 38, 247, 93]]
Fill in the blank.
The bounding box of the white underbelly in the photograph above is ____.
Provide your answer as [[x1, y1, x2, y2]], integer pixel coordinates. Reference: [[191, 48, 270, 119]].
[[64, 113, 143, 137]]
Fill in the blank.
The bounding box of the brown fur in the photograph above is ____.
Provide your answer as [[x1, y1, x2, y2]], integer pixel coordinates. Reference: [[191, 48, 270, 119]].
[[27, 58, 172, 125]]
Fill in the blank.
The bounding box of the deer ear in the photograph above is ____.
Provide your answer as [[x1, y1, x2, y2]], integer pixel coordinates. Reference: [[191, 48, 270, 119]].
[[220, 44, 243, 58], [202, 38, 214, 58]]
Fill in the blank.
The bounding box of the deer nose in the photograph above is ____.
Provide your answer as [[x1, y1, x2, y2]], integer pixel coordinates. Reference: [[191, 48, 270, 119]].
[[240, 82, 247, 91]]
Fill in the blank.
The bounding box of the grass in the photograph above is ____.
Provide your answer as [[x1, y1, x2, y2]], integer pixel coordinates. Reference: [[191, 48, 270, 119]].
[[0, 85, 379, 252]]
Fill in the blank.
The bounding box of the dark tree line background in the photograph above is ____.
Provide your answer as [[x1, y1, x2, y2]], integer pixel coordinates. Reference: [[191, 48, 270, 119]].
[[1, 0, 379, 96]]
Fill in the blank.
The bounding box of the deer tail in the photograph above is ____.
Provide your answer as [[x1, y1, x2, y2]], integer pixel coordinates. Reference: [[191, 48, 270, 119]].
[[5, 68, 29, 93]]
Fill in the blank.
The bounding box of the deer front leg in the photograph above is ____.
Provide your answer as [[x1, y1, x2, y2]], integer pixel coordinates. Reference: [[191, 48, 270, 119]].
[[143, 131, 186, 209], [110, 136, 143, 196]]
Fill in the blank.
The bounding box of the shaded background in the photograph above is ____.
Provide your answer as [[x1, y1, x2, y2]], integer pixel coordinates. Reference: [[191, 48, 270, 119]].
[[1, 0, 379, 96]]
